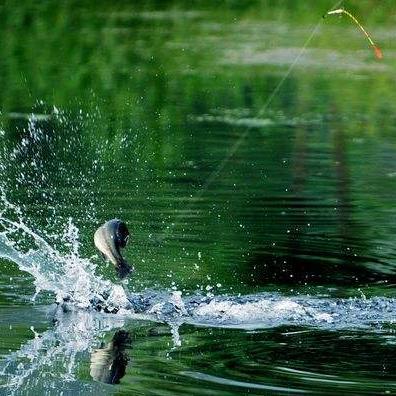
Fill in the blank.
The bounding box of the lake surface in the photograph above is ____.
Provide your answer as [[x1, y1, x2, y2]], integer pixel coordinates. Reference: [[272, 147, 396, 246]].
[[1, 1, 396, 395]]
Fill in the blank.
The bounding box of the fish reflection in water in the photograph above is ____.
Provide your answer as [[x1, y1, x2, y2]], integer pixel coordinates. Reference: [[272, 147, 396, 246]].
[[90, 330, 131, 384], [0, 308, 130, 394]]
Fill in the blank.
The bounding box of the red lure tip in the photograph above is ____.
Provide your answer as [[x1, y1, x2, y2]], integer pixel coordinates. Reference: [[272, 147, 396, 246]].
[[374, 45, 383, 60]]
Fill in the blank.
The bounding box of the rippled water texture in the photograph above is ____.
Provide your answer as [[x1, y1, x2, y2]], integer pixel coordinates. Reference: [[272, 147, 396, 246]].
[[1, 1, 396, 395]]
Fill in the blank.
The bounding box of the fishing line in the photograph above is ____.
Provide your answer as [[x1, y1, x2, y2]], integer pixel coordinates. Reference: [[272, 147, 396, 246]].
[[325, 8, 383, 59], [158, 0, 345, 242]]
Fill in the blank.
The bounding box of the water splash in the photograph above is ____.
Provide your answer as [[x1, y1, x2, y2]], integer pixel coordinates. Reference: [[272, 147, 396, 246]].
[[1, 189, 396, 333], [187, 294, 396, 330], [1, 195, 396, 332], [0, 194, 128, 310]]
